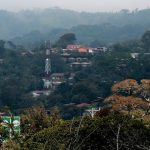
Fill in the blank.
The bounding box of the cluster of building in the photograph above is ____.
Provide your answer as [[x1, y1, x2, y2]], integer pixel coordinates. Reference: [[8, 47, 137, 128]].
[[61, 44, 107, 69], [64, 44, 107, 54], [61, 53, 92, 68], [31, 43, 108, 97]]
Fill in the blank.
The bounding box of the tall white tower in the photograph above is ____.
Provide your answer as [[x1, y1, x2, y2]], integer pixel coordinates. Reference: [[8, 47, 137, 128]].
[[45, 58, 51, 75], [43, 41, 52, 89]]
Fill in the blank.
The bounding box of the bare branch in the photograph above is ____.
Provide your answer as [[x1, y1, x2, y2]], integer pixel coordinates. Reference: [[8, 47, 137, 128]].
[[116, 124, 121, 150]]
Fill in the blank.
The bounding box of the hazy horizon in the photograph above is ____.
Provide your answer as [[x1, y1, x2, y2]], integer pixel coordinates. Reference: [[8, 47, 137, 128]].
[[0, 0, 150, 12]]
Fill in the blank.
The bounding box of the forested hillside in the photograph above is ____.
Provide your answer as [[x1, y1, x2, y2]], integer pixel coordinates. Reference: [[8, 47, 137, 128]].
[[0, 8, 150, 48], [0, 31, 150, 117], [1, 0, 150, 148]]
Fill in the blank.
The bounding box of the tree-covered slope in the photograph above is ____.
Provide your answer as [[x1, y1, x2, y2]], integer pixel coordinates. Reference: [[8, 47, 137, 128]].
[[0, 8, 150, 41]]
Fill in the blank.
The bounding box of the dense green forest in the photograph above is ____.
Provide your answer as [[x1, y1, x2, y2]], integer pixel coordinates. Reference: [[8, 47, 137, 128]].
[[0, 31, 150, 116], [12, 23, 146, 49], [1, 107, 150, 149], [0, 28, 150, 149], [0, 8, 150, 48]]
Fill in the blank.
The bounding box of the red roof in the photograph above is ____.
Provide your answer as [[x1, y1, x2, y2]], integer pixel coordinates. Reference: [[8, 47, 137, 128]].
[[76, 103, 91, 108], [78, 47, 88, 53]]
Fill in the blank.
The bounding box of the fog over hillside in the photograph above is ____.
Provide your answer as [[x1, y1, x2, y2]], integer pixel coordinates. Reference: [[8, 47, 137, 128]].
[[0, 7, 150, 47]]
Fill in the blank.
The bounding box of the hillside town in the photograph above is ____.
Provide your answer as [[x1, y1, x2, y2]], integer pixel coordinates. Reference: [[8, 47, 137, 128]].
[[0, 1, 150, 149]]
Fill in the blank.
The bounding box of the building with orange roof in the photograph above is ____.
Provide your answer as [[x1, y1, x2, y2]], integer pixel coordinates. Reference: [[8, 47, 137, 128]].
[[78, 47, 88, 53]]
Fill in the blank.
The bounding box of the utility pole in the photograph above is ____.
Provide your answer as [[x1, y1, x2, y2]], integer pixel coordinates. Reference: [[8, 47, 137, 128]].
[[86, 107, 101, 118]]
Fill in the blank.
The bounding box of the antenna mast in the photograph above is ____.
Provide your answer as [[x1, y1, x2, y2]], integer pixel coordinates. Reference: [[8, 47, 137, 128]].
[[43, 40, 52, 89]]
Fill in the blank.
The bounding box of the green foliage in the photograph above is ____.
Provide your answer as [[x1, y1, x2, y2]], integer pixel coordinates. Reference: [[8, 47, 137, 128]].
[[3, 139, 21, 150], [23, 113, 150, 150], [2, 8, 149, 49], [1, 31, 150, 119], [0, 40, 5, 56], [21, 106, 61, 139], [0, 47, 67, 111], [54, 33, 76, 48], [141, 30, 150, 50]]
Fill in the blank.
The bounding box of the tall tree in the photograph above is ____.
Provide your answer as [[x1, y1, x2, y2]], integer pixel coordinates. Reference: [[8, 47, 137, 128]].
[[0, 40, 5, 56], [141, 30, 150, 50], [105, 79, 150, 117], [55, 33, 76, 48]]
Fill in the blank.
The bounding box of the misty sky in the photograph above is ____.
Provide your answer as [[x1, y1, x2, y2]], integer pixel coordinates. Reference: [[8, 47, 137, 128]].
[[0, 0, 150, 12]]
